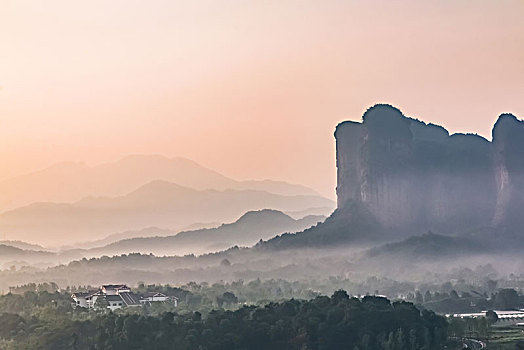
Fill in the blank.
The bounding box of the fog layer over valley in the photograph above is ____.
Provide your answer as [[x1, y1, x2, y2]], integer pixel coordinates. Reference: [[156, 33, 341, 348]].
[[0, 209, 326, 270], [4, 243, 524, 298], [2, 105, 524, 304]]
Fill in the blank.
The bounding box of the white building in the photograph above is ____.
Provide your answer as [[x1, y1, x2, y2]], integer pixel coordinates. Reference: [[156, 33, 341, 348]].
[[448, 310, 524, 327], [139, 292, 179, 307], [72, 285, 178, 310], [71, 292, 91, 308], [106, 295, 125, 311], [101, 284, 131, 295]]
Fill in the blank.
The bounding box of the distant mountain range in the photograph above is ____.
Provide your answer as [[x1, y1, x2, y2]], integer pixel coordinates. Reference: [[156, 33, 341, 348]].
[[2, 105, 522, 289], [0, 240, 45, 251], [0, 209, 326, 269], [0, 154, 322, 213], [0, 244, 56, 270], [284, 207, 334, 220], [0, 244, 52, 259], [66, 209, 325, 257], [0, 180, 332, 245], [0, 154, 333, 245], [59, 223, 220, 250]]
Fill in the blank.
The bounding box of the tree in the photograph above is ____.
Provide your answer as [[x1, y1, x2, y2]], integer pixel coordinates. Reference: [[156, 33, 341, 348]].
[[424, 290, 432, 303], [332, 290, 349, 303], [94, 296, 109, 310], [485, 279, 498, 294], [447, 317, 465, 338], [485, 310, 498, 325], [494, 288, 519, 310], [414, 291, 423, 304], [220, 292, 238, 307]]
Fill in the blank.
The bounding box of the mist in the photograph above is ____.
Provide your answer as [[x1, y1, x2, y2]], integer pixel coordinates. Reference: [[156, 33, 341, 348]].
[[2, 1, 524, 348]]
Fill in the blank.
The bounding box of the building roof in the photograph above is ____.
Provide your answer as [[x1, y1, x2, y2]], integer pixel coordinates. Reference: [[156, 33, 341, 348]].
[[119, 292, 140, 306], [102, 284, 129, 290], [141, 292, 167, 298], [72, 290, 99, 298], [105, 295, 123, 302]]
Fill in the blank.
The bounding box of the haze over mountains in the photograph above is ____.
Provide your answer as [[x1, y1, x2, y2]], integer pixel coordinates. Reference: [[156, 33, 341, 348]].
[[68, 209, 326, 258], [0, 240, 45, 251], [0, 155, 322, 212], [0, 209, 326, 270], [0, 182, 332, 246], [63, 225, 211, 251], [1, 104, 523, 292], [0, 155, 333, 246]]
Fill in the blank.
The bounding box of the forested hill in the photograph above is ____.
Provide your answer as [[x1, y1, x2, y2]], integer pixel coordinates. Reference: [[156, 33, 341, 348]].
[[0, 244, 55, 260], [365, 233, 490, 260], [255, 202, 383, 250], [0, 290, 448, 350]]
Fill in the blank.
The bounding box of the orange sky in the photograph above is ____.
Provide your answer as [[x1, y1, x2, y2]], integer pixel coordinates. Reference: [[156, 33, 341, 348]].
[[0, 0, 523, 198]]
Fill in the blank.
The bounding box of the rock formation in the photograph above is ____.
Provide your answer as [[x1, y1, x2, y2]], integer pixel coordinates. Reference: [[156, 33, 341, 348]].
[[335, 104, 523, 236]]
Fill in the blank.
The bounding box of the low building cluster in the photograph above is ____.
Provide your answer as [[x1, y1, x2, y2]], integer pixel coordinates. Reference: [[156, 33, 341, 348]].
[[448, 310, 524, 326], [71, 284, 178, 311]]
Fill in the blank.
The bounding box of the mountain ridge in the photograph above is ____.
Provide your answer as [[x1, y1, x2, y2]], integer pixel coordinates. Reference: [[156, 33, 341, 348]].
[[0, 181, 333, 245], [73, 209, 326, 257], [0, 154, 322, 213]]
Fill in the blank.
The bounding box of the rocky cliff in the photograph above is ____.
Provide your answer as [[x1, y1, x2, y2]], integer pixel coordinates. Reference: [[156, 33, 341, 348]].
[[335, 104, 523, 236]]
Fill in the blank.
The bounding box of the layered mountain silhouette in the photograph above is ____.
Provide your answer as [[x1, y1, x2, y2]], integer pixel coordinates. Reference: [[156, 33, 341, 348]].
[[62, 224, 219, 250], [0, 155, 321, 213], [0, 210, 326, 268], [258, 201, 382, 249], [0, 181, 332, 245], [0, 240, 45, 251], [0, 244, 56, 269], [71, 209, 325, 257], [3, 104, 523, 288]]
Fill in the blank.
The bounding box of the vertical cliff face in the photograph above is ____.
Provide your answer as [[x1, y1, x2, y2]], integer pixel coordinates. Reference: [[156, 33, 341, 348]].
[[335, 104, 521, 235], [359, 106, 417, 229], [335, 121, 364, 208], [492, 114, 524, 228], [336, 106, 418, 231]]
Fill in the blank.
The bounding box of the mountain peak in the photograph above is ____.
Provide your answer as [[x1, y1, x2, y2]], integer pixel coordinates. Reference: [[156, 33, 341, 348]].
[[235, 209, 294, 224], [127, 180, 194, 197], [115, 154, 199, 166]]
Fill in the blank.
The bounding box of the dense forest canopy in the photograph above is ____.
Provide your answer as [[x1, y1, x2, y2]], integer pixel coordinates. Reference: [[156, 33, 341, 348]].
[[0, 287, 448, 350]]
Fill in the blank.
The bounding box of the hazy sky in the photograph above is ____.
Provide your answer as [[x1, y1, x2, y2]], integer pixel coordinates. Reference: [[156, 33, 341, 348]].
[[1, 0, 523, 197]]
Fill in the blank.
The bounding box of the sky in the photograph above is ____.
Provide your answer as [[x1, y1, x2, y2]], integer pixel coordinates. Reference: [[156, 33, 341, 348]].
[[0, 0, 523, 198]]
